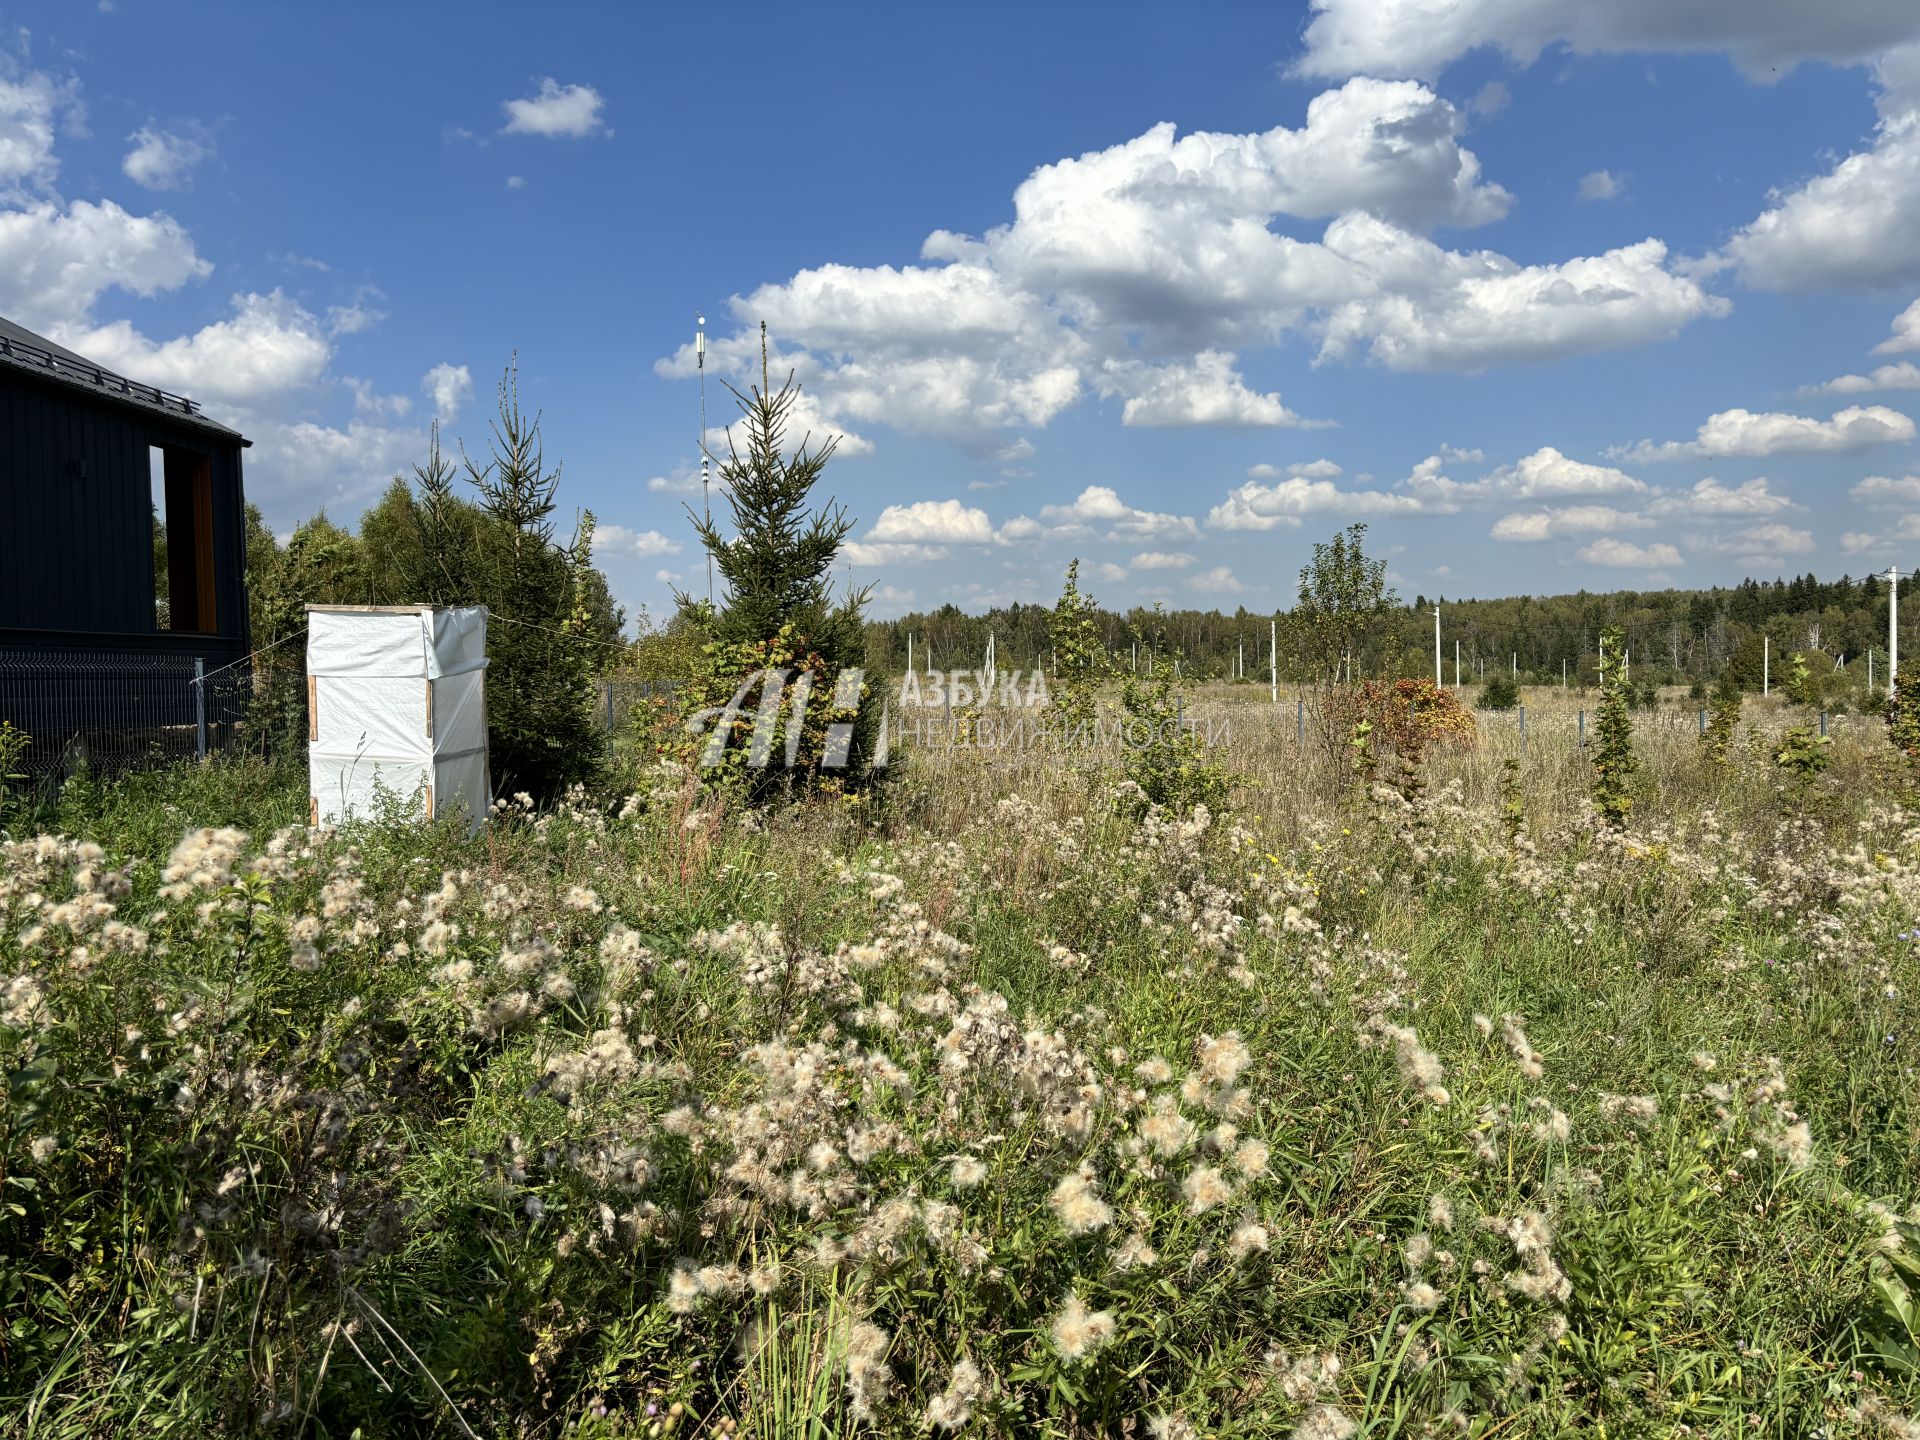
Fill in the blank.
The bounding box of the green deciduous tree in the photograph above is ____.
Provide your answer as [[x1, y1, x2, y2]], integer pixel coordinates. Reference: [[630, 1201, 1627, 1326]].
[[1048, 559, 1107, 735], [1294, 523, 1395, 767]]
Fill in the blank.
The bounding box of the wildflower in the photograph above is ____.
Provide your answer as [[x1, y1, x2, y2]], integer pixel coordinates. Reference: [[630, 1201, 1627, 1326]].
[[1293, 1404, 1357, 1440], [1134, 1056, 1174, 1084], [1049, 1291, 1116, 1362], [1501, 1014, 1545, 1079], [1599, 1093, 1659, 1127], [922, 1357, 984, 1431], [949, 1156, 989, 1189], [1140, 1097, 1197, 1158], [1404, 1234, 1433, 1271], [666, 1260, 702, 1314], [844, 1319, 892, 1421], [1365, 1017, 1448, 1105], [1182, 1163, 1233, 1215], [418, 919, 457, 957], [1528, 1105, 1571, 1144], [1767, 1120, 1815, 1169], [1113, 1231, 1159, 1270], [1231, 1138, 1270, 1177], [28, 1135, 57, 1163], [1691, 1049, 1718, 1072], [1402, 1280, 1443, 1310], [1049, 1166, 1114, 1235], [562, 885, 603, 913], [1149, 1415, 1200, 1440], [1228, 1219, 1271, 1259], [1196, 1031, 1252, 1088]]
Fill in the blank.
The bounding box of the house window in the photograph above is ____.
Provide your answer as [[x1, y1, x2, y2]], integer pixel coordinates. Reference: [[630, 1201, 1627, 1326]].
[[149, 444, 217, 633]]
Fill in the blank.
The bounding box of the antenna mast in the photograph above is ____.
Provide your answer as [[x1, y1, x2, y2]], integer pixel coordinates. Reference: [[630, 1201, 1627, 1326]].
[[697, 314, 712, 607]]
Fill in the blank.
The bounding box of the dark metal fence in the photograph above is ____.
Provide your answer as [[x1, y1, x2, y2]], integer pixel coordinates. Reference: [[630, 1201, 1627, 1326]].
[[0, 648, 289, 779], [0, 653, 682, 783]]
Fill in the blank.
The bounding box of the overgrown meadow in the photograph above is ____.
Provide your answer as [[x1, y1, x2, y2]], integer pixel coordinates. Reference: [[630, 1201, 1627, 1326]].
[[3, 687, 1920, 1439]]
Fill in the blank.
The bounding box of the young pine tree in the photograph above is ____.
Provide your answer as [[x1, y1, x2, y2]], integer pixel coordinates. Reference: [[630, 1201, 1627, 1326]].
[[1591, 625, 1638, 826]]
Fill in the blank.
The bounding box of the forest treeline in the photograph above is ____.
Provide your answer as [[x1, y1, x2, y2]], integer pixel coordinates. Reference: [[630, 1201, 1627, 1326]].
[[857, 570, 1913, 695]]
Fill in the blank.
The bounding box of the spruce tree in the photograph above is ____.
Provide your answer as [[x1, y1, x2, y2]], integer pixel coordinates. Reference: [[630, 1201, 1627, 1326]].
[[682, 325, 875, 797], [466, 362, 602, 799]]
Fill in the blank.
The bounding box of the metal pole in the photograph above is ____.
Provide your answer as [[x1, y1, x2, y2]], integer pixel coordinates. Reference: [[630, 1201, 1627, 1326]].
[[1270, 620, 1277, 704], [1578, 709, 1585, 747], [1519, 705, 1526, 754], [1297, 697, 1304, 743], [1562, 657, 1567, 689], [1698, 708, 1705, 735], [1454, 639, 1461, 688], [1512, 651, 1517, 678], [1819, 711, 1828, 737], [193, 657, 208, 762], [1433, 605, 1441, 688], [1891, 566, 1901, 700], [697, 315, 712, 608], [1763, 635, 1769, 696]]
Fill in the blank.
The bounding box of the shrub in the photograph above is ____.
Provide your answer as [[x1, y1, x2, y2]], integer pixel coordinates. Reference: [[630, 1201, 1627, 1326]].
[[1331, 678, 1475, 764], [1117, 625, 1231, 816], [1478, 674, 1520, 711]]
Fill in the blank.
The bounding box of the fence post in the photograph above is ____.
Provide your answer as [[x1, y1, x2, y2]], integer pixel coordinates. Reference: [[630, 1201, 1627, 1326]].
[[1296, 697, 1304, 745], [1519, 705, 1527, 754], [193, 657, 208, 762], [1698, 708, 1705, 735], [1820, 710, 1828, 737], [1577, 709, 1585, 747]]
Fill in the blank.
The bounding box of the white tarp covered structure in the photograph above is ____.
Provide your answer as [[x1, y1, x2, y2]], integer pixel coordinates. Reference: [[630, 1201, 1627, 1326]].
[[306, 605, 491, 832]]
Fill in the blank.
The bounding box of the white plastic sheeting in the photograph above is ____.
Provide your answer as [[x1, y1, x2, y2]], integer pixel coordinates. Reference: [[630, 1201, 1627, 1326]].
[[306, 605, 491, 833]]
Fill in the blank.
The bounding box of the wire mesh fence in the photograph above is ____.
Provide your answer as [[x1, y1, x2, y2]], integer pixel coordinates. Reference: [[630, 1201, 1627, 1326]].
[[0, 651, 685, 787], [0, 648, 280, 779]]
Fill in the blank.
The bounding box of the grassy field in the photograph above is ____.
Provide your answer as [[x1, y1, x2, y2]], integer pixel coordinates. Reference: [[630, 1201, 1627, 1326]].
[[2, 686, 1918, 1438]]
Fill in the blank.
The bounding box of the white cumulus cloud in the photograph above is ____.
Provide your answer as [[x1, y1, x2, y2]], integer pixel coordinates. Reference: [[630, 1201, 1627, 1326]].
[[501, 79, 607, 138], [64, 290, 331, 405], [1575, 537, 1682, 568], [593, 525, 681, 560], [1809, 361, 1920, 393], [1617, 404, 1916, 461], [1491, 505, 1651, 540], [1112, 350, 1323, 428], [1294, 0, 1920, 81], [122, 124, 210, 190], [422, 362, 472, 419]]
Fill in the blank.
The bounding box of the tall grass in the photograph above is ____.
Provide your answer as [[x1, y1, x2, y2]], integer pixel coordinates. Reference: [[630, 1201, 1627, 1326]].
[[0, 691, 1916, 1437]]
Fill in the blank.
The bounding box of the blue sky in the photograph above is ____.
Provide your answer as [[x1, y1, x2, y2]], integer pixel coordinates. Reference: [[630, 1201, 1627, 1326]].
[[7, 2, 1920, 624]]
